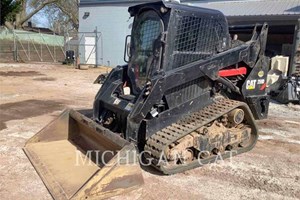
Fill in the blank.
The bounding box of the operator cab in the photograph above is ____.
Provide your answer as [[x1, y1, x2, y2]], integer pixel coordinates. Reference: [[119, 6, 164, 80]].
[[127, 6, 166, 94], [126, 1, 230, 95]]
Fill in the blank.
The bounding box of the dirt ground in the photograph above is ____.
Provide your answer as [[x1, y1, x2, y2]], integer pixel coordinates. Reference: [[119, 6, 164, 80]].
[[0, 63, 299, 200]]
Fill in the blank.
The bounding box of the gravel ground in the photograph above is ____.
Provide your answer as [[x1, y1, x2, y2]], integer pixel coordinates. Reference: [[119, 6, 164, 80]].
[[0, 63, 299, 200]]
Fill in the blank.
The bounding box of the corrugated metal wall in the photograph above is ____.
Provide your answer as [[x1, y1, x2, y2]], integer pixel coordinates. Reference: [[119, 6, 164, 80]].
[[79, 1, 300, 67]]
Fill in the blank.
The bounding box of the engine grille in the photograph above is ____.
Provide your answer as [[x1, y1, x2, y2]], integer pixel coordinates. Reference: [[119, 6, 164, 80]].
[[173, 16, 224, 69], [164, 9, 229, 71]]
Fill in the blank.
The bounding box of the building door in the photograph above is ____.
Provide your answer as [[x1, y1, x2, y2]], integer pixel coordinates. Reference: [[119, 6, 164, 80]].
[[84, 36, 96, 65]]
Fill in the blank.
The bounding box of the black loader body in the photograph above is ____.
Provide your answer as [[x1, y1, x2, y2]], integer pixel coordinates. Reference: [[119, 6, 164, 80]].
[[93, 1, 269, 152], [24, 2, 271, 199]]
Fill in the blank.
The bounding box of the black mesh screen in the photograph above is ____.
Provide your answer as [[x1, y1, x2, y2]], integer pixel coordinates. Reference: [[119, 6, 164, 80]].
[[170, 14, 225, 69]]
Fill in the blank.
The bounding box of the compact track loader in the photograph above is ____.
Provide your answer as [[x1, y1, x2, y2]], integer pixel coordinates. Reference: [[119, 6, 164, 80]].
[[24, 1, 270, 199]]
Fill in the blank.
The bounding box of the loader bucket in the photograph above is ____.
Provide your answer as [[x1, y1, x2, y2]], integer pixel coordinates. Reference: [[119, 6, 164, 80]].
[[23, 109, 144, 200]]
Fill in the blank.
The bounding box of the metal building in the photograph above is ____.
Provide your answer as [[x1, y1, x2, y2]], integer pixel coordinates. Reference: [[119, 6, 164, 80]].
[[79, 0, 300, 69], [79, 0, 152, 67], [192, 0, 300, 75]]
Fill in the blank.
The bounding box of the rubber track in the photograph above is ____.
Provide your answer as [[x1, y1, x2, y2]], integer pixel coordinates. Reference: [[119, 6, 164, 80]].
[[144, 98, 258, 174]]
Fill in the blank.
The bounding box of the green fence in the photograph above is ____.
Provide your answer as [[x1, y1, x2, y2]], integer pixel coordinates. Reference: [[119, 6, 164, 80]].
[[0, 28, 65, 62]]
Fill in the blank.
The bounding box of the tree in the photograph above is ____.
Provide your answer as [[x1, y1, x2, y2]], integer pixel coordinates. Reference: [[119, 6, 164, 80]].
[[39, 0, 79, 32], [53, 0, 79, 30], [2, 0, 78, 31], [44, 5, 74, 34], [0, 0, 22, 28]]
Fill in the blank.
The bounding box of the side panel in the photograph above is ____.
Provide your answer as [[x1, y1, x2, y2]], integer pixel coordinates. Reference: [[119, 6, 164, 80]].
[[242, 56, 270, 119]]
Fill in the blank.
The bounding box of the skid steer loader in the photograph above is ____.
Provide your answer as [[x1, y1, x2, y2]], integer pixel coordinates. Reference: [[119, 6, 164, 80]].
[[24, 1, 270, 199]]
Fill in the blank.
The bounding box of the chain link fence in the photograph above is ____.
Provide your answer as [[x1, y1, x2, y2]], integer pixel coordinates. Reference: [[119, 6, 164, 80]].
[[0, 29, 65, 63], [0, 28, 103, 67], [66, 28, 103, 66]]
